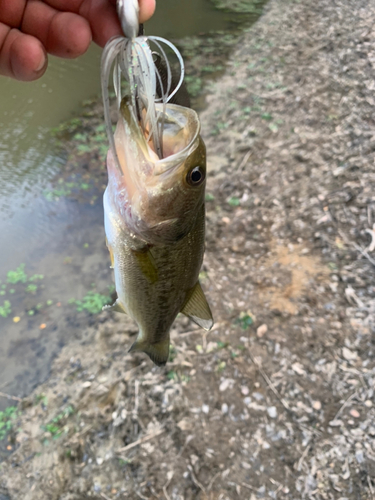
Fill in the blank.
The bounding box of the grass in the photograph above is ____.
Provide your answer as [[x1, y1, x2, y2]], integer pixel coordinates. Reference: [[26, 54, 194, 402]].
[[70, 289, 112, 315], [0, 300, 11, 318], [41, 405, 74, 440], [7, 264, 27, 284], [0, 406, 18, 440]]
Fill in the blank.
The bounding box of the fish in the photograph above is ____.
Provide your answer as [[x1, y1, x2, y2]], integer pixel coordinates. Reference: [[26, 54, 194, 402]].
[[103, 96, 214, 366]]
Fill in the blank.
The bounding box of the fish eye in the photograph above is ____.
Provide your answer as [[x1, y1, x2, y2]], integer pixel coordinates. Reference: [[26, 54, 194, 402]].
[[187, 166, 205, 186]]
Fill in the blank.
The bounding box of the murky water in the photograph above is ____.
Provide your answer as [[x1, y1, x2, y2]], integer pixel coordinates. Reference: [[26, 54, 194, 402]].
[[0, 0, 262, 413]]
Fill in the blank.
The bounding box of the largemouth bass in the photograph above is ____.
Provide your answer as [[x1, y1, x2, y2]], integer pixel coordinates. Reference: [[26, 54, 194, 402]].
[[103, 98, 213, 366]]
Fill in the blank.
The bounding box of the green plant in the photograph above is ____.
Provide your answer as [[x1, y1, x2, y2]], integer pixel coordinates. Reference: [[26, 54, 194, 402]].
[[73, 290, 112, 314], [41, 405, 74, 440], [0, 300, 11, 318], [168, 345, 177, 363], [25, 284, 38, 294], [7, 264, 27, 284], [228, 196, 240, 207], [0, 406, 18, 440], [28, 274, 44, 282], [236, 312, 254, 330]]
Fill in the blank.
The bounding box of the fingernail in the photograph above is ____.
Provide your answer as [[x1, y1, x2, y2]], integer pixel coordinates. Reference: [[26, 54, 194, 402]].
[[36, 53, 47, 72]]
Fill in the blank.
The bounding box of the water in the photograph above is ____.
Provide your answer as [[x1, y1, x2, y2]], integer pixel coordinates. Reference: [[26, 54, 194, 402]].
[[0, 0, 261, 412]]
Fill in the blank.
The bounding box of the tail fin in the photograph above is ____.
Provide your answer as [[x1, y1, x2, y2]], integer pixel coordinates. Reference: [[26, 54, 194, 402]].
[[129, 335, 170, 367]]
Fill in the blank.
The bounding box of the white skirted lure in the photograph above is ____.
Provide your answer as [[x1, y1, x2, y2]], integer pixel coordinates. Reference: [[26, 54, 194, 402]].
[[101, 0, 186, 173]]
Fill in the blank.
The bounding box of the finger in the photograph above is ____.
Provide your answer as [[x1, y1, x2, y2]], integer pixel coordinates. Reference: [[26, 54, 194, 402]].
[[79, 0, 122, 47], [138, 0, 156, 23], [0, 23, 47, 80], [78, 0, 156, 47], [0, 0, 26, 27], [22, 0, 91, 58]]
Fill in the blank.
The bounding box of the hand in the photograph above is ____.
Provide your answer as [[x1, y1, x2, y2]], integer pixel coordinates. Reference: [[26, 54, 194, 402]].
[[0, 0, 156, 81]]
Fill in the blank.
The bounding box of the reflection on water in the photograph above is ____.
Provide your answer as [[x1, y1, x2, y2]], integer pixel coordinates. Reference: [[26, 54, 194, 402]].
[[0, 0, 260, 413]]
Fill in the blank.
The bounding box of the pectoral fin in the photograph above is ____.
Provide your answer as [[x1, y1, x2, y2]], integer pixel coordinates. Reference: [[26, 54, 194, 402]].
[[132, 248, 158, 284], [102, 299, 127, 314], [129, 335, 170, 366], [181, 281, 214, 331]]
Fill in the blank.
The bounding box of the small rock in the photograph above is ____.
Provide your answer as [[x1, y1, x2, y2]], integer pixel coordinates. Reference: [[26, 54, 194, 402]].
[[241, 386, 250, 396], [202, 404, 209, 414], [221, 403, 229, 414], [267, 406, 277, 419], [350, 409, 360, 418], [365, 400, 373, 408], [257, 324, 268, 338], [177, 419, 191, 431], [96, 457, 104, 466], [342, 347, 357, 361], [292, 362, 306, 376], [355, 450, 364, 464], [313, 401, 322, 411], [329, 419, 343, 427], [219, 379, 234, 392], [82, 381, 92, 388]]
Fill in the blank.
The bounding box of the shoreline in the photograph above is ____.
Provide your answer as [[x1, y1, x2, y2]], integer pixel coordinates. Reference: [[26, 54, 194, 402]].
[[1, 0, 375, 498]]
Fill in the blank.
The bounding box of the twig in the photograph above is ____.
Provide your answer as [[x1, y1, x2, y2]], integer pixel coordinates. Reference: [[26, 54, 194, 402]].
[[368, 476, 375, 499], [0, 391, 22, 402], [354, 243, 375, 267], [163, 472, 174, 500], [241, 482, 256, 491], [207, 471, 221, 491], [297, 444, 311, 472], [117, 428, 164, 453], [365, 225, 375, 252], [179, 328, 202, 337], [133, 379, 139, 419], [187, 464, 207, 496], [236, 150, 252, 171], [100, 493, 112, 500], [247, 351, 291, 411], [135, 491, 149, 500], [333, 390, 358, 421]]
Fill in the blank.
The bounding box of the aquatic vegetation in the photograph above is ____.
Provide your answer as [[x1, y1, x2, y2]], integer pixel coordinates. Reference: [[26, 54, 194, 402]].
[[25, 284, 38, 294], [0, 406, 18, 440], [7, 264, 27, 284], [0, 300, 11, 318], [43, 177, 92, 201], [71, 290, 112, 315], [28, 274, 44, 282], [209, 0, 265, 14]]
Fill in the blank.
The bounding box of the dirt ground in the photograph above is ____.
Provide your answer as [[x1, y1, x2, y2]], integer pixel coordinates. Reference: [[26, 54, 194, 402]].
[[1, 0, 375, 498]]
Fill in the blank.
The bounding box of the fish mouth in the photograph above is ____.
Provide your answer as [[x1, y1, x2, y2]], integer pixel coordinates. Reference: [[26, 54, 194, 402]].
[[119, 99, 201, 177]]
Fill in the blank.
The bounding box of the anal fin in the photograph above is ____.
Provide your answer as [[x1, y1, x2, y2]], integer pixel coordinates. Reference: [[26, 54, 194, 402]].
[[181, 281, 214, 331]]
